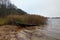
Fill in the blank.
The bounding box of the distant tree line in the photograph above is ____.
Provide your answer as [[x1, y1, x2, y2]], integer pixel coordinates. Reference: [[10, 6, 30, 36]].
[[0, 0, 27, 17]]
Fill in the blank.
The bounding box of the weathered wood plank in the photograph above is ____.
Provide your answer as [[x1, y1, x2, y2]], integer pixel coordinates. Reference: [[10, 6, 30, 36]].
[[16, 22, 38, 27]]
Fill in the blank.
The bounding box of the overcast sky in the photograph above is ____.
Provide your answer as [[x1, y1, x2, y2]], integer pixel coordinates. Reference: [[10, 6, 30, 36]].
[[10, 0, 60, 17]]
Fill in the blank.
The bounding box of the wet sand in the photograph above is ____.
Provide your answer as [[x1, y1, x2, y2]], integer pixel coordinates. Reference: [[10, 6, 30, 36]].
[[0, 25, 46, 40]]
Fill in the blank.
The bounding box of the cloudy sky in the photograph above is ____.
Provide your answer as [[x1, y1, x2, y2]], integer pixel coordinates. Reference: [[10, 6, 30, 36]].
[[10, 0, 60, 17]]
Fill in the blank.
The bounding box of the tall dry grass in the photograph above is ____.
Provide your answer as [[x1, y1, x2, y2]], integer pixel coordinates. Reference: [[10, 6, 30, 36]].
[[6, 14, 47, 25]]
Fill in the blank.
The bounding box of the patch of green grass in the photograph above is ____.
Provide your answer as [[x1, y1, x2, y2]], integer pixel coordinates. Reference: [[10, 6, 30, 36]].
[[0, 18, 6, 25]]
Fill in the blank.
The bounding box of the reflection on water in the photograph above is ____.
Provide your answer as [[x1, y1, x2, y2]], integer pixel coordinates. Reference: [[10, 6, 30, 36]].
[[44, 18, 60, 40]]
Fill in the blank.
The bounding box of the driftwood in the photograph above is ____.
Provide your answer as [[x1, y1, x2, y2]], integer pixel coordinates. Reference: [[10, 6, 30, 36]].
[[6, 21, 38, 27], [15, 22, 38, 27]]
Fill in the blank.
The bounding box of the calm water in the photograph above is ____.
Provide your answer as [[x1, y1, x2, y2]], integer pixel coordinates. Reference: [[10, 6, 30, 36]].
[[44, 18, 60, 40]]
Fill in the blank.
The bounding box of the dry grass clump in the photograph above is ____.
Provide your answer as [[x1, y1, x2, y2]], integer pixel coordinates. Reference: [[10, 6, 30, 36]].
[[0, 14, 47, 25], [6, 14, 47, 25]]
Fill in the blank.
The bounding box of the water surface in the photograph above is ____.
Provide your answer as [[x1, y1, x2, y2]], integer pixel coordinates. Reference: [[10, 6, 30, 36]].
[[44, 18, 60, 40]]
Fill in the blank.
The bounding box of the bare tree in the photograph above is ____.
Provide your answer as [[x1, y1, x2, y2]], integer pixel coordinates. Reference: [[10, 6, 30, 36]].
[[0, 0, 27, 17], [0, 0, 11, 8]]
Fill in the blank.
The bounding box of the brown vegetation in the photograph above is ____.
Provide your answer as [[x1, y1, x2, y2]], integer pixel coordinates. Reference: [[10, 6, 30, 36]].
[[6, 14, 47, 25]]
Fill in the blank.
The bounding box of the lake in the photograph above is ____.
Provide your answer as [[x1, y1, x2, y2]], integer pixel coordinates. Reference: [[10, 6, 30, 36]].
[[43, 18, 60, 40]]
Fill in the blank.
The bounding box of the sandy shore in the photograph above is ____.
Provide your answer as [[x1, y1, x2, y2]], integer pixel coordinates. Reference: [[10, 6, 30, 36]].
[[0, 25, 59, 40]]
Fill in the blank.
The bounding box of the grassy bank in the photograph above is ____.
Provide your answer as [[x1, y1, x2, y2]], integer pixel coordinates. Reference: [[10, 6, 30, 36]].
[[0, 14, 47, 26]]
